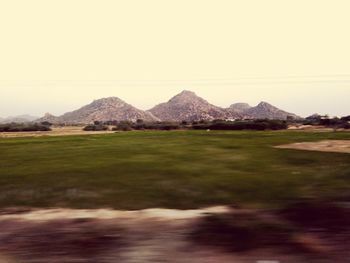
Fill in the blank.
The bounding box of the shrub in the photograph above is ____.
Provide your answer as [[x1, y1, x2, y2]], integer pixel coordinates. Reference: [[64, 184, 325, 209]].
[[191, 212, 294, 252], [40, 121, 53, 127], [0, 123, 51, 132], [193, 119, 287, 131], [113, 121, 133, 131], [83, 124, 108, 131], [341, 115, 350, 122], [113, 121, 181, 131]]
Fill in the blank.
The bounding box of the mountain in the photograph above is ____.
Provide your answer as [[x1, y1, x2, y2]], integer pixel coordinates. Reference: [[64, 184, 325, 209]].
[[35, 113, 60, 123], [0, 115, 39, 123], [225, 103, 252, 119], [242, 102, 299, 120], [38, 97, 159, 124], [33, 91, 300, 124], [228, 103, 252, 113], [149, 91, 298, 121], [149, 90, 229, 121]]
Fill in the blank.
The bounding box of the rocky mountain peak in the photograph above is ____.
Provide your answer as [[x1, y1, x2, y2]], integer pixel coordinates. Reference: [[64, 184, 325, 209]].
[[90, 97, 126, 107], [149, 90, 227, 121], [35, 92, 300, 124], [44, 112, 56, 118], [229, 103, 252, 112], [35, 113, 59, 123], [169, 90, 201, 103], [51, 97, 159, 124], [256, 101, 274, 108], [177, 90, 197, 97], [93, 97, 124, 103], [244, 101, 299, 120]]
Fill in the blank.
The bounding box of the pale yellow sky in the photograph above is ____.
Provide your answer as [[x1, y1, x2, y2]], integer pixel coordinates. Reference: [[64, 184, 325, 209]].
[[0, 0, 349, 117]]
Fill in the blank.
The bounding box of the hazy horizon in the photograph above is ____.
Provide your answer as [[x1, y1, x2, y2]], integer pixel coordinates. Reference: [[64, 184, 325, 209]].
[[0, 86, 349, 118], [0, 0, 349, 118]]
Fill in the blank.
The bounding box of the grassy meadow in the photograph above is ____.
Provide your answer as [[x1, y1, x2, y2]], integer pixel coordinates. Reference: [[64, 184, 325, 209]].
[[0, 130, 349, 209]]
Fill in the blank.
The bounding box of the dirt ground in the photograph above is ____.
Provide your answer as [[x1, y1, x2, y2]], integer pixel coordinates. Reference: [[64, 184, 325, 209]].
[[275, 140, 350, 153], [0, 207, 348, 263], [287, 125, 336, 132], [0, 126, 114, 138]]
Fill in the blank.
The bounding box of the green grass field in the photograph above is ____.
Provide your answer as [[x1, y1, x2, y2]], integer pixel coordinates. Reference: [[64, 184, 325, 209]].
[[0, 131, 349, 209]]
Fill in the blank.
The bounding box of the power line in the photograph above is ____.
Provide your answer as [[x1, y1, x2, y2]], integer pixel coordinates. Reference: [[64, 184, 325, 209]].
[[0, 74, 350, 86]]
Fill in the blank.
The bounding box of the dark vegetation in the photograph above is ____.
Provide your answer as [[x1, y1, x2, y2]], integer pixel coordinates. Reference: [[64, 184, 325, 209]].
[[133, 121, 181, 131], [83, 121, 108, 131], [304, 114, 350, 129], [191, 201, 350, 254], [113, 120, 181, 131], [0, 219, 123, 261], [191, 212, 294, 252], [2, 115, 346, 133], [280, 201, 350, 232], [86, 119, 289, 132], [83, 115, 350, 132], [113, 121, 133, 131], [0, 123, 51, 132], [192, 119, 288, 130]]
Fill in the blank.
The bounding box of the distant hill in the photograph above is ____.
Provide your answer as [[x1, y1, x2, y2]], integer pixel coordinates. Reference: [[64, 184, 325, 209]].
[[228, 103, 252, 113], [149, 90, 229, 121], [149, 91, 298, 121], [37, 97, 159, 124], [242, 102, 299, 120], [225, 103, 251, 120], [33, 91, 300, 124], [35, 113, 60, 123], [0, 115, 39, 123]]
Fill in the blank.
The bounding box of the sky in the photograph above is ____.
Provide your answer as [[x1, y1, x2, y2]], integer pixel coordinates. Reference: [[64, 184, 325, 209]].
[[0, 0, 349, 118]]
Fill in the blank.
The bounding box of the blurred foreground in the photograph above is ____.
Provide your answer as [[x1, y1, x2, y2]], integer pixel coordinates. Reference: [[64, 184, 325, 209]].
[[0, 201, 349, 263]]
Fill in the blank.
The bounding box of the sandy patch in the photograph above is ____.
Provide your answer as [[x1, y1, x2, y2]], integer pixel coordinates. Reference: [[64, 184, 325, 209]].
[[0, 206, 230, 221], [288, 125, 334, 131], [275, 140, 350, 153], [0, 126, 114, 138]]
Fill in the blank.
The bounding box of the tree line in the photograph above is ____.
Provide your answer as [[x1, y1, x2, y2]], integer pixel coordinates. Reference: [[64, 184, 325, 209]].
[[84, 119, 289, 132], [1, 115, 349, 133], [0, 123, 51, 132]]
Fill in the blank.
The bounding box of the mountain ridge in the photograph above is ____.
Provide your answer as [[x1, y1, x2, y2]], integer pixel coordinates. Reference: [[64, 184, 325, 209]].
[[242, 101, 299, 120], [149, 90, 232, 121], [0, 115, 39, 123], [37, 97, 159, 124], [33, 90, 300, 123]]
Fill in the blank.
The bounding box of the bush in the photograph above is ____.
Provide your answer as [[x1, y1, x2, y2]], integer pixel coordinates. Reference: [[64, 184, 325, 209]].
[[341, 115, 350, 122], [0, 123, 51, 132], [112, 121, 182, 131], [133, 122, 180, 131], [103, 119, 290, 132], [339, 122, 350, 129], [83, 124, 108, 131], [193, 119, 287, 131], [40, 121, 53, 127], [304, 115, 350, 129], [191, 212, 294, 252], [113, 121, 133, 131]]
